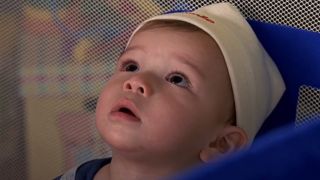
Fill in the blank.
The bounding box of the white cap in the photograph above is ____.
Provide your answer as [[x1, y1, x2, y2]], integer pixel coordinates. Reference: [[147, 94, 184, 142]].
[[126, 2, 285, 142]]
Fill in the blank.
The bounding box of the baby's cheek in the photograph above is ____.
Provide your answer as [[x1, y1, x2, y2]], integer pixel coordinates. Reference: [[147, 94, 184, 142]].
[[98, 83, 115, 103]]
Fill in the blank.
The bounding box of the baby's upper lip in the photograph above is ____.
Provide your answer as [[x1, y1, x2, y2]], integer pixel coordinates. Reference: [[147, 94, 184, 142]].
[[111, 98, 141, 120]]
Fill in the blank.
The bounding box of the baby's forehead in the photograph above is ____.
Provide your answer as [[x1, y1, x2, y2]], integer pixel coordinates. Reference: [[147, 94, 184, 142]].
[[128, 28, 226, 71]]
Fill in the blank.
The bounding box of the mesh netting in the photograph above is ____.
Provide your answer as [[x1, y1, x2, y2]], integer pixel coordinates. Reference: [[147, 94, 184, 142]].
[[296, 85, 320, 127], [1, 0, 319, 179]]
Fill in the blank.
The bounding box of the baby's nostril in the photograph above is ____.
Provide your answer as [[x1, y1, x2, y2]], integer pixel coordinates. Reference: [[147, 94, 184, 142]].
[[125, 83, 132, 90], [138, 87, 144, 94]]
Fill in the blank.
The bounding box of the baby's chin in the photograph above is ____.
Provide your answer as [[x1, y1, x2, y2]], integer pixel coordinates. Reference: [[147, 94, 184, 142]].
[[101, 130, 146, 155]]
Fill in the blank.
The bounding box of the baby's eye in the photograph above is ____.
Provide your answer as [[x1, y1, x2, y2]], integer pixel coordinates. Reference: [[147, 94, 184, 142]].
[[166, 72, 190, 88], [120, 60, 139, 72]]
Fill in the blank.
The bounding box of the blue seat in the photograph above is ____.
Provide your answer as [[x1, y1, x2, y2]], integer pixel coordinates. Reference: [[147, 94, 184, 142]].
[[249, 20, 320, 137], [172, 119, 320, 180]]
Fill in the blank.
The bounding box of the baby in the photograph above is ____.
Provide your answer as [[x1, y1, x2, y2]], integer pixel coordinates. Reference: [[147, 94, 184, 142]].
[[56, 2, 285, 180]]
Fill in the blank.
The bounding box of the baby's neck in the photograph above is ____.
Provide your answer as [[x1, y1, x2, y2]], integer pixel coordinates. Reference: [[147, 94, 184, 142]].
[[94, 152, 198, 180], [94, 158, 165, 180]]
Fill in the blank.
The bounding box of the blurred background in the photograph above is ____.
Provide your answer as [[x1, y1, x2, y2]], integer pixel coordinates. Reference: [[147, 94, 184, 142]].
[[0, 0, 319, 179]]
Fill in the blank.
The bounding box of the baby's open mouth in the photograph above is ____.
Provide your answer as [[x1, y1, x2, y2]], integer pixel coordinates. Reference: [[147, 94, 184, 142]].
[[111, 100, 141, 122], [118, 107, 136, 117]]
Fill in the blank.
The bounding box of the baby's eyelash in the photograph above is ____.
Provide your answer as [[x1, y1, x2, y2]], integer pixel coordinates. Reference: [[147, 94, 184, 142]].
[[166, 70, 192, 89], [115, 61, 192, 89], [117, 60, 139, 72]]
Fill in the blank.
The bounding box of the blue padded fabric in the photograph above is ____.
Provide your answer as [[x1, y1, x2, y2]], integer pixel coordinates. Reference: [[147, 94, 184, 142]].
[[172, 120, 320, 180], [248, 20, 320, 138]]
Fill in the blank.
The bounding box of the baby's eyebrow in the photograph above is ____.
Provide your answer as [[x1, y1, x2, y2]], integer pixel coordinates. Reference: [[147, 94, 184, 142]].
[[172, 53, 205, 79], [117, 47, 205, 79], [117, 45, 145, 61]]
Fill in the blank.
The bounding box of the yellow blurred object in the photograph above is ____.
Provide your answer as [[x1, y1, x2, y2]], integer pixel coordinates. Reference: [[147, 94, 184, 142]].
[[24, 5, 67, 21], [24, 6, 52, 21], [73, 38, 93, 64], [134, 0, 162, 17]]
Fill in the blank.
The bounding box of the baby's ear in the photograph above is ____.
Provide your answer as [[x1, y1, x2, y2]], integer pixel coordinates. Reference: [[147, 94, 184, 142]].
[[200, 126, 248, 163]]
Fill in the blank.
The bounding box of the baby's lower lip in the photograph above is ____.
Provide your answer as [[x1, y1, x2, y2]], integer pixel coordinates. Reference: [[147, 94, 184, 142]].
[[110, 111, 141, 122]]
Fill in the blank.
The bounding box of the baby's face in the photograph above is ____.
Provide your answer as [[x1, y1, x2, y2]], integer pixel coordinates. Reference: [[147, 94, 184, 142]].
[[96, 27, 234, 164]]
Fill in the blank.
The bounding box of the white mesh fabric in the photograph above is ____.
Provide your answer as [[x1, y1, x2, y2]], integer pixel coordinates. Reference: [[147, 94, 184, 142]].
[[296, 85, 320, 127]]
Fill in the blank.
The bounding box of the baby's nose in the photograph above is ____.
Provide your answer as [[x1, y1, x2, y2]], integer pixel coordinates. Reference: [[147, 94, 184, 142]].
[[123, 73, 153, 97]]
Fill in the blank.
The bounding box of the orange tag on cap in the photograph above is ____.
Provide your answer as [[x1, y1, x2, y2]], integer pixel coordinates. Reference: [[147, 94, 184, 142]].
[[188, 12, 215, 24]]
